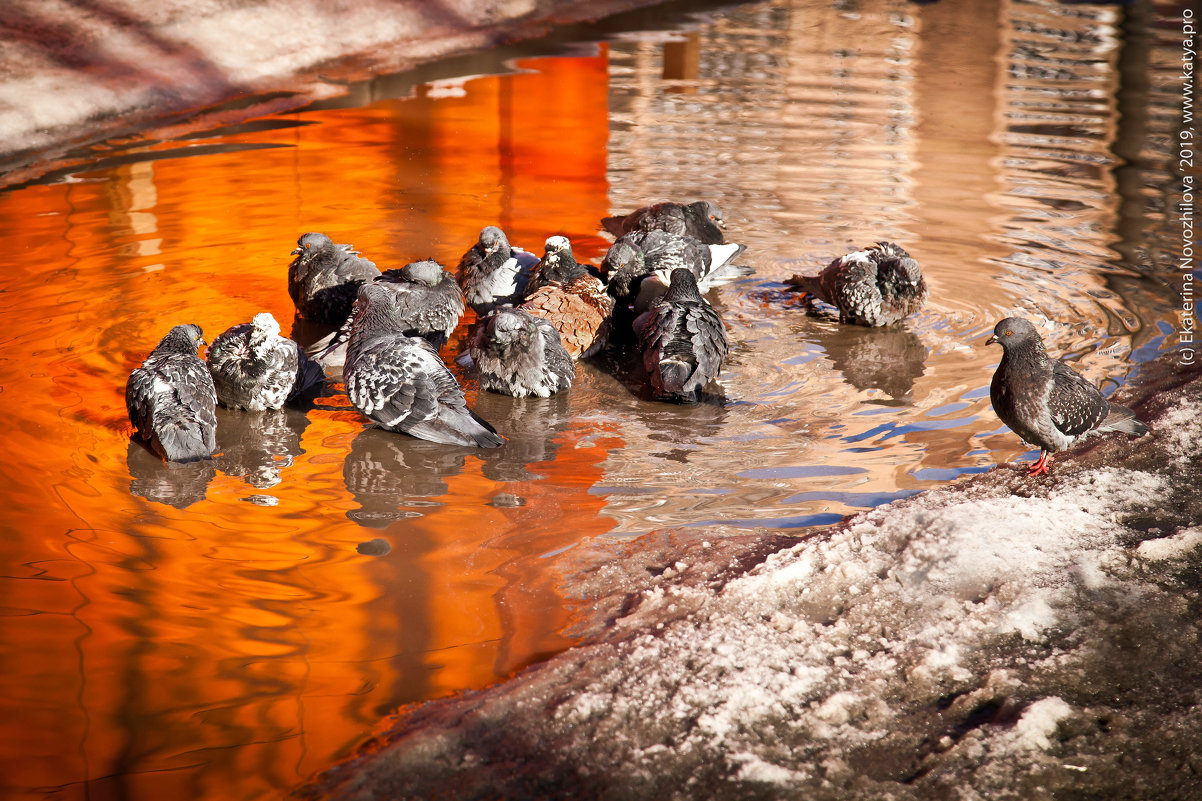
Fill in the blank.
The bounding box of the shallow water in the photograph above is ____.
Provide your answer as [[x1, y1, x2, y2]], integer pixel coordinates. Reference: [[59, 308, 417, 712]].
[[0, 0, 1186, 798]]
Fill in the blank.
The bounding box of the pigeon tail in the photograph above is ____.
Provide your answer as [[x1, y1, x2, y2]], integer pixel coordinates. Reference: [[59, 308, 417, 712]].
[[1099, 403, 1149, 436], [290, 351, 327, 401], [653, 358, 696, 400], [783, 272, 827, 301], [153, 419, 214, 463]]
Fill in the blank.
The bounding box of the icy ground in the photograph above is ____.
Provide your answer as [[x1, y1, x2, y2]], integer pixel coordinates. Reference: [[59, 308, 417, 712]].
[[305, 355, 1202, 801]]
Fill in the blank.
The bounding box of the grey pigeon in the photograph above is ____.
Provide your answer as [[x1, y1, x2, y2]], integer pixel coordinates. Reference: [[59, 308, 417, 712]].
[[786, 241, 926, 327], [468, 307, 574, 398], [519, 236, 614, 360], [309, 259, 465, 375], [206, 312, 323, 410], [126, 324, 218, 462], [603, 229, 747, 309], [455, 226, 539, 315], [635, 268, 730, 402], [988, 317, 1149, 476], [344, 283, 504, 448], [288, 232, 380, 326], [602, 200, 727, 245]]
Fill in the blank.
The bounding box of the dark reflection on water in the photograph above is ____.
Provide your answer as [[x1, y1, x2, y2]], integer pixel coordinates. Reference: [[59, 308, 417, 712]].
[[343, 427, 465, 526], [214, 407, 311, 489], [474, 391, 574, 483], [127, 440, 217, 508]]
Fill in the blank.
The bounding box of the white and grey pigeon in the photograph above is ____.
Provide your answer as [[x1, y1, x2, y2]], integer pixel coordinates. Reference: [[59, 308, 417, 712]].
[[786, 241, 927, 327], [288, 232, 381, 326], [455, 225, 539, 316], [468, 307, 575, 398], [126, 324, 218, 462], [603, 229, 747, 312], [344, 282, 504, 448], [309, 259, 465, 374], [635, 268, 730, 403], [602, 200, 727, 245], [988, 316, 1149, 476], [206, 312, 324, 410]]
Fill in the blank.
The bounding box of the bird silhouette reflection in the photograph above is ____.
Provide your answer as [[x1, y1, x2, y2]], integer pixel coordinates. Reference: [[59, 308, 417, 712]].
[[473, 391, 574, 482], [213, 407, 311, 489], [800, 320, 928, 403], [343, 427, 469, 527], [126, 440, 217, 509]]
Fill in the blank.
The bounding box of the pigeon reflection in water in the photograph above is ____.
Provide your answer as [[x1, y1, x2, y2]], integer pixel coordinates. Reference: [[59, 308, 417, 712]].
[[806, 322, 928, 403], [126, 440, 217, 509], [474, 391, 574, 483], [343, 427, 469, 528], [213, 407, 311, 489]]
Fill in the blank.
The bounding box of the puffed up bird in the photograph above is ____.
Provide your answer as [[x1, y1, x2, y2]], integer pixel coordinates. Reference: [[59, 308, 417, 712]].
[[602, 200, 727, 245], [468, 307, 575, 398], [603, 229, 746, 311], [288, 232, 381, 326], [206, 312, 324, 410], [519, 236, 614, 359], [988, 316, 1149, 476], [126, 324, 218, 462], [344, 283, 504, 448], [455, 226, 539, 315], [635, 268, 730, 403], [786, 241, 926, 327]]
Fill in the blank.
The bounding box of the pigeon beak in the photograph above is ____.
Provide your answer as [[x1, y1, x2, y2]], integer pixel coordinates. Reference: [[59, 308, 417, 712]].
[[717, 219, 726, 229], [986, 335, 999, 345], [291, 247, 303, 256]]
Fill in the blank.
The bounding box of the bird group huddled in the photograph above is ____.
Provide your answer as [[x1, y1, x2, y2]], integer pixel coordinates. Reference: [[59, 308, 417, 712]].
[[126, 198, 1149, 477]]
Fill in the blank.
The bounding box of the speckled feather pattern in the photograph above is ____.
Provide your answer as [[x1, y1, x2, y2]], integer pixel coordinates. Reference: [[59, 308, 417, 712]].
[[636, 269, 729, 402], [344, 284, 503, 447], [790, 241, 927, 327], [288, 232, 380, 326], [455, 226, 537, 315], [375, 260, 465, 347], [604, 230, 711, 303], [206, 313, 321, 410], [519, 239, 613, 360], [126, 324, 217, 462], [469, 307, 574, 398], [601, 200, 726, 245]]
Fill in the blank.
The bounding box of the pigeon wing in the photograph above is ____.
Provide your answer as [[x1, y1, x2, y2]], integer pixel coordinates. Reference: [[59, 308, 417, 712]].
[[1048, 361, 1110, 438]]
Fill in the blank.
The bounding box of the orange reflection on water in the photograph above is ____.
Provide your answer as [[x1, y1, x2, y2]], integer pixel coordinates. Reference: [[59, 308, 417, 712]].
[[0, 49, 616, 801]]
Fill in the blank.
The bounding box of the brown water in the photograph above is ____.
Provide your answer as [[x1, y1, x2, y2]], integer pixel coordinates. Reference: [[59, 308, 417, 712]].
[[0, 0, 1186, 799]]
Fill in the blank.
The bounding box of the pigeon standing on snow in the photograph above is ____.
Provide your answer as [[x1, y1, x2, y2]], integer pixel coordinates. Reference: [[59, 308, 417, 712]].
[[988, 317, 1149, 476], [602, 200, 727, 245], [206, 312, 324, 410], [126, 324, 218, 462], [519, 236, 614, 359], [469, 307, 574, 398], [636, 268, 730, 402], [288, 232, 381, 326], [786, 241, 927, 327], [455, 226, 539, 315], [344, 283, 504, 448]]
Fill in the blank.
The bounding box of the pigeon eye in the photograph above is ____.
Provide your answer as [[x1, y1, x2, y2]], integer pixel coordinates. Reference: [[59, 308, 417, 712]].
[[1005, 331, 1011, 336]]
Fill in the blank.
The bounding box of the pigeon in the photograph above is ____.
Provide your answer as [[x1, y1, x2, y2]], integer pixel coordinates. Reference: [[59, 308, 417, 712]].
[[206, 312, 324, 410], [344, 282, 504, 448], [455, 226, 539, 315], [288, 232, 381, 326], [603, 229, 747, 310], [785, 241, 927, 327], [468, 307, 575, 398], [635, 268, 730, 402], [126, 324, 218, 462], [602, 200, 727, 245], [987, 317, 1149, 476], [519, 236, 614, 360], [309, 259, 465, 373]]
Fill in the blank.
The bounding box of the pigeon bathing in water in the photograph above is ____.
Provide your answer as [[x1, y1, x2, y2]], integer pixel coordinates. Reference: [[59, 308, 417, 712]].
[[603, 229, 747, 311], [206, 312, 324, 410], [456, 226, 539, 315], [988, 317, 1149, 476], [469, 307, 575, 398], [344, 283, 504, 448], [288, 232, 381, 326], [602, 200, 727, 245], [636, 268, 730, 403], [519, 236, 614, 360], [786, 241, 927, 327], [126, 324, 218, 462]]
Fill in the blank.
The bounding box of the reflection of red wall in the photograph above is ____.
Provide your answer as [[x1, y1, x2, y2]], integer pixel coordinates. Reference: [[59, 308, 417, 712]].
[[0, 48, 616, 800]]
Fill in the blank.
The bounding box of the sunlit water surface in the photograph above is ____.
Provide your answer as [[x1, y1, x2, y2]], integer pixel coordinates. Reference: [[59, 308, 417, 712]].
[[0, 0, 1186, 798]]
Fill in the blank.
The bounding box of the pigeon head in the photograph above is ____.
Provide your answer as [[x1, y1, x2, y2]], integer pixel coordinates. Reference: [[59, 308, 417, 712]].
[[987, 317, 1045, 353], [154, 323, 206, 356], [291, 232, 333, 262], [603, 240, 647, 299], [689, 200, 725, 229], [482, 308, 536, 351], [351, 282, 406, 333], [478, 226, 511, 258], [540, 236, 584, 283], [663, 267, 703, 303], [250, 312, 281, 338], [400, 259, 445, 287]]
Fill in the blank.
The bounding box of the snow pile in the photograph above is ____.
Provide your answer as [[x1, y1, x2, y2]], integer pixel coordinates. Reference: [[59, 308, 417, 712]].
[[310, 379, 1202, 801]]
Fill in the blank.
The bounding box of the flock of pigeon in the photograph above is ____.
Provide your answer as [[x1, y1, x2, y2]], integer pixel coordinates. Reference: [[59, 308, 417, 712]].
[[125, 199, 1149, 479]]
